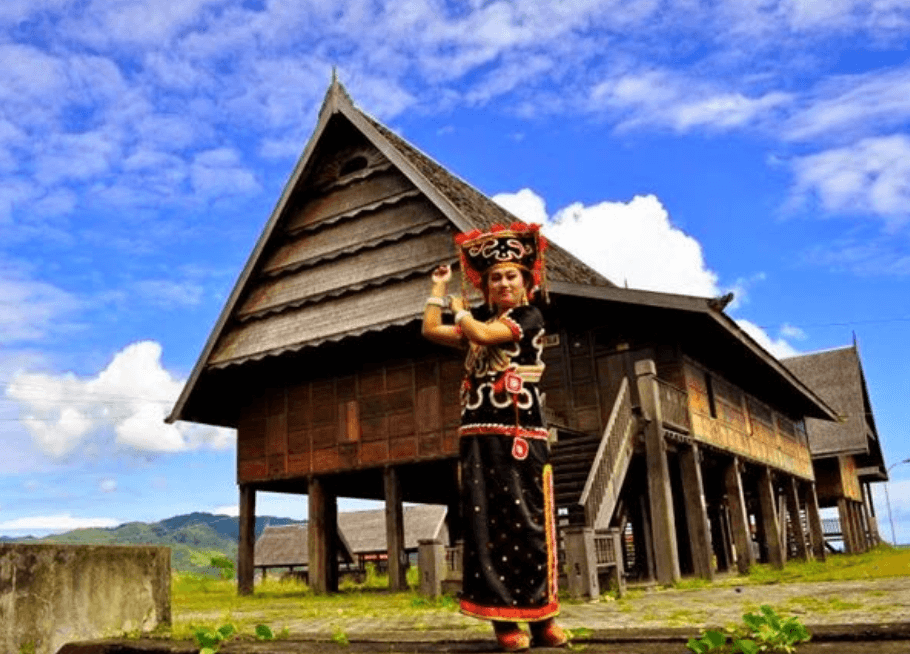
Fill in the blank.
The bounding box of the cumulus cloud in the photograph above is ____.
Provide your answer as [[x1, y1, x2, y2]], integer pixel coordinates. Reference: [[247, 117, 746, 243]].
[[494, 188, 804, 359], [6, 340, 234, 458], [496, 190, 722, 296], [735, 319, 800, 359], [790, 134, 910, 227]]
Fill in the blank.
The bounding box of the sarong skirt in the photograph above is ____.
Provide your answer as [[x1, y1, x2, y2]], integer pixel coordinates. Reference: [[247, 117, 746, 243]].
[[458, 434, 559, 621]]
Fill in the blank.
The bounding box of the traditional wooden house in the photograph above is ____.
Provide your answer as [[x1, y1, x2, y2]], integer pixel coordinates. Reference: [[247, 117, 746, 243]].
[[782, 344, 887, 553], [254, 505, 447, 580], [168, 80, 839, 596]]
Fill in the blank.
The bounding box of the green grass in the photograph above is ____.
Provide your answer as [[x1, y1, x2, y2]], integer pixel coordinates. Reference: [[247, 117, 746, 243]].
[[169, 570, 462, 641], [703, 544, 910, 587]]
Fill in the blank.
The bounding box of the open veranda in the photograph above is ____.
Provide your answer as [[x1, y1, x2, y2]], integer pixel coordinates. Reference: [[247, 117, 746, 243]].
[[159, 546, 910, 643]]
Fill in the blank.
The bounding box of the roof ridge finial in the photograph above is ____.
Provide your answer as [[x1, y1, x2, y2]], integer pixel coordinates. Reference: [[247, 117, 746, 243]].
[[331, 65, 338, 85]]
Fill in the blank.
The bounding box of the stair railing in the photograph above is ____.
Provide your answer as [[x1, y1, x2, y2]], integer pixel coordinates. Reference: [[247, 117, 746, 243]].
[[578, 377, 637, 530]]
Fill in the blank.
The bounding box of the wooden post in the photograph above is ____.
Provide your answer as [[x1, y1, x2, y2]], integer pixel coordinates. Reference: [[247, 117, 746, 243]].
[[384, 466, 407, 591], [724, 457, 754, 573], [679, 443, 714, 580], [636, 493, 656, 581], [837, 498, 856, 553], [851, 501, 867, 553], [237, 484, 257, 595], [635, 359, 680, 584], [784, 477, 809, 561], [564, 526, 599, 599], [757, 467, 784, 569], [805, 483, 826, 561], [862, 483, 880, 546], [418, 539, 446, 598], [309, 476, 338, 593]]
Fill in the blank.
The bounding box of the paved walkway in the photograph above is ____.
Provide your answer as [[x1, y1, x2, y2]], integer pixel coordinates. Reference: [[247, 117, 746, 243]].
[[61, 578, 910, 654]]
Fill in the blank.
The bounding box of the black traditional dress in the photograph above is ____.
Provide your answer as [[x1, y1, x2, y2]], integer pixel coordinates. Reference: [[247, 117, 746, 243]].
[[457, 303, 559, 622]]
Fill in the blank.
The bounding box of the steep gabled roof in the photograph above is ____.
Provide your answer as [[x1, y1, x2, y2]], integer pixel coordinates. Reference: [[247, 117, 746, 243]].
[[783, 345, 886, 473], [168, 80, 610, 425]]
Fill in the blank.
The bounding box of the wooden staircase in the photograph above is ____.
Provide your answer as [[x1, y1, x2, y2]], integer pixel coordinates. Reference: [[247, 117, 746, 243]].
[[550, 377, 639, 530]]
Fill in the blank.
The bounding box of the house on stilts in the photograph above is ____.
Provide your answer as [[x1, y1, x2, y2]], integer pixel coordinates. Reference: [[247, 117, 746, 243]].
[[782, 343, 888, 553], [168, 80, 843, 597]]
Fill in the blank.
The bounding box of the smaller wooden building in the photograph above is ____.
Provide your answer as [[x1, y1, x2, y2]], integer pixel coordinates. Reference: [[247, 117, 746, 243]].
[[254, 505, 447, 581], [783, 344, 888, 552]]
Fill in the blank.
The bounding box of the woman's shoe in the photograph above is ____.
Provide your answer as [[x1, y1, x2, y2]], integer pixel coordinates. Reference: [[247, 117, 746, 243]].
[[530, 618, 568, 648], [494, 622, 531, 652]]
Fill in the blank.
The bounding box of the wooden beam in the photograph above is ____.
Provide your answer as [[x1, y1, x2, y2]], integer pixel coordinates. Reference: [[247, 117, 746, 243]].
[[308, 477, 338, 593], [784, 477, 809, 561], [237, 484, 257, 596], [679, 444, 714, 580], [724, 457, 754, 573], [757, 466, 784, 569], [805, 482, 826, 561], [635, 359, 680, 584], [384, 466, 407, 591]]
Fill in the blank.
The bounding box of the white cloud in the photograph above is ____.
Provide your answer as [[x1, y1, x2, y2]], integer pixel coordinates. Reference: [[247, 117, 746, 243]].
[[0, 266, 81, 344], [736, 318, 800, 359], [100, 478, 117, 493], [780, 323, 807, 340], [784, 69, 910, 142], [495, 188, 802, 359], [190, 147, 260, 199], [6, 340, 234, 458], [591, 70, 792, 133], [0, 514, 120, 534], [790, 134, 910, 226], [515, 191, 722, 296]]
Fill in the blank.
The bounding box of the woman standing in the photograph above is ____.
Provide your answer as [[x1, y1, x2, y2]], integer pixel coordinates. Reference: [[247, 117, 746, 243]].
[[422, 223, 566, 652]]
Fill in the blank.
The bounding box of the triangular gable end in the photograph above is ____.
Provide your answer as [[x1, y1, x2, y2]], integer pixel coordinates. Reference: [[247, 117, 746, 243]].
[[168, 79, 611, 425]]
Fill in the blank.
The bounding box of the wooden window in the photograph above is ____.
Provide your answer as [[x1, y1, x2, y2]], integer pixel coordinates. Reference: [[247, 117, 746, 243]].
[[712, 376, 745, 429], [777, 415, 797, 439], [747, 396, 773, 427]]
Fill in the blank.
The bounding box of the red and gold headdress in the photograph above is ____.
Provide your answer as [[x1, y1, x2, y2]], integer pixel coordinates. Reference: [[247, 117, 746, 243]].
[[454, 222, 549, 303]]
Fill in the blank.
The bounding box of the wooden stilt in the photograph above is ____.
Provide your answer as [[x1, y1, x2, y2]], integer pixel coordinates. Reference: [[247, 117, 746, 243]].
[[784, 477, 809, 561], [757, 466, 784, 569], [635, 360, 680, 584], [805, 483, 826, 561], [238, 484, 257, 596], [384, 466, 407, 591], [309, 476, 338, 593], [679, 443, 714, 580], [837, 498, 855, 554], [724, 457, 754, 573]]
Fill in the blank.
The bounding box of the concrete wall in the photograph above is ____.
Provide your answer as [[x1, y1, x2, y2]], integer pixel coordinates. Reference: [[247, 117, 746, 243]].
[[0, 544, 170, 654]]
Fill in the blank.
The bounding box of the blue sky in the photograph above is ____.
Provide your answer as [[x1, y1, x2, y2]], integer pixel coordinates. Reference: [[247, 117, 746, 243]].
[[1, 1, 908, 544]]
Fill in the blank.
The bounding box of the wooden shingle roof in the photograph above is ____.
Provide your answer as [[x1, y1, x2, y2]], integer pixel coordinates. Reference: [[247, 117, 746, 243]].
[[253, 505, 446, 568], [168, 80, 610, 425], [782, 345, 885, 470]]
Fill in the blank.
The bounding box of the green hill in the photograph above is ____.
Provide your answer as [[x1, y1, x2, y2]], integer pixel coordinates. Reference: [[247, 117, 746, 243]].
[[9, 512, 301, 577]]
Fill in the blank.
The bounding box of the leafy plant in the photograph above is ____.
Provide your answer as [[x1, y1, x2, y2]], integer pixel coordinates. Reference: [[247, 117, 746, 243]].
[[193, 623, 235, 654], [254, 624, 275, 641], [209, 555, 235, 580], [742, 605, 810, 653], [330, 626, 350, 646], [686, 606, 809, 654]]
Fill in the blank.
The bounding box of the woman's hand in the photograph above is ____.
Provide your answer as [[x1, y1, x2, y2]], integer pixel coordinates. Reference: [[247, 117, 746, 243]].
[[431, 265, 452, 284], [449, 296, 465, 312]]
